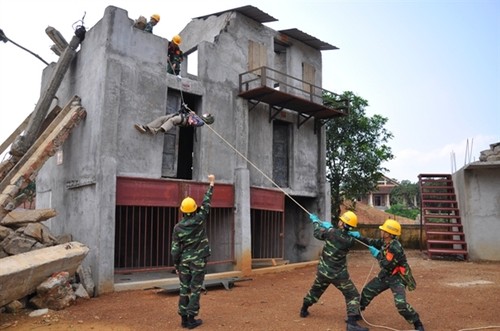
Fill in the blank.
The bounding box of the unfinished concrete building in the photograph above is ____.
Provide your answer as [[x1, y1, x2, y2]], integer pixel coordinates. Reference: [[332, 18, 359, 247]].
[[35, 5, 349, 294]]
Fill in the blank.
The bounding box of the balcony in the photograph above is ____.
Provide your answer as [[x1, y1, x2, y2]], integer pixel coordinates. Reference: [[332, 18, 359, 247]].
[[238, 66, 348, 129]]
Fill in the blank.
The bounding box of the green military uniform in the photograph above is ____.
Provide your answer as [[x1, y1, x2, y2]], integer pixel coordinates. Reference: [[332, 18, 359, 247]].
[[357, 236, 421, 324], [167, 42, 184, 75], [171, 185, 213, 320], [302, 223, 363, 318]]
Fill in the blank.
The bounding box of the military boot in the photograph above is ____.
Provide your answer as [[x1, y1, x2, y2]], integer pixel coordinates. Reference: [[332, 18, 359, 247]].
[[414, 320, 425, 331], [181, 315, 188, 328], [346, 316, 369, 331], [299, 303, 310, 318], [186, 315, 202, 329]]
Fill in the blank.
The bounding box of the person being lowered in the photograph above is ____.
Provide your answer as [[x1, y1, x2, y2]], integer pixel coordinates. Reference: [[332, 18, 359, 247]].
[[134, 104, 214, 135]]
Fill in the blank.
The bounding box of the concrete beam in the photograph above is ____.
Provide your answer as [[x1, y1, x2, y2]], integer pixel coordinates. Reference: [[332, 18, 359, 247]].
[[0, 241, 89, 307]]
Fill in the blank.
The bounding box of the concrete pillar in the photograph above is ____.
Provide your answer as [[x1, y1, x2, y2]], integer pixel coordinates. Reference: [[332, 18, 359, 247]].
[[317, 126, 330, 219], [234, 168, 252, 274]]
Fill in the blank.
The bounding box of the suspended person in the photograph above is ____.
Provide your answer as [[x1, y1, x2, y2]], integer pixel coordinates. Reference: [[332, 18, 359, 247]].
[[171, 174, 215, 329], [144, 14, 160, 33], [300, 211, 369, 331], [348, 219, 424, 331], [134, 104, 214, 134], [167, 35, 184, 75]]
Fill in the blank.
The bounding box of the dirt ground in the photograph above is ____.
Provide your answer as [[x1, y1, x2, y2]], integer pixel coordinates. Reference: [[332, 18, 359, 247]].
[[1, 250, 499, 331]]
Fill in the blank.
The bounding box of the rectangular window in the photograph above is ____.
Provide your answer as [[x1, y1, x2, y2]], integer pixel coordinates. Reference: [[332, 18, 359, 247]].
[[273, 121, 290, 188], [248, 40, 267, 71], [302, 62, 315, 93]]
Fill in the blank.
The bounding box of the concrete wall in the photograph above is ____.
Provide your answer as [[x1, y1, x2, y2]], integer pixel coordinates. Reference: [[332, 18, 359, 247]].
[[453, 162, 500, 261], [36, 6, 331, 293]]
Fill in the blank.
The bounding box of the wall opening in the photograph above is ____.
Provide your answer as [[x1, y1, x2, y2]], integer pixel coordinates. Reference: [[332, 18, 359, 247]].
[[273, 120, 290, 187], [162, 90, 201, 179]]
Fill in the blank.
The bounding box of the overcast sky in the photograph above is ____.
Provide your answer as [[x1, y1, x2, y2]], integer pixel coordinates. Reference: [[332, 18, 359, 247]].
[[0, 0, 498, 182]]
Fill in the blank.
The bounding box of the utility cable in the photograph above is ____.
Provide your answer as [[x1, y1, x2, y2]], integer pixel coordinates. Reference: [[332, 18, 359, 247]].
[[0, 28, 49, 65]]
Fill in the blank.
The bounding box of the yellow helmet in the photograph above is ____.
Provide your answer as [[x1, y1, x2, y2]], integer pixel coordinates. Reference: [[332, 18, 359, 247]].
[[379, 219, 401, 236], [172, 34, 182, 45], [151, 14, 160, 22], [339, 211, 358, 227], [180, 197, 197, 213]]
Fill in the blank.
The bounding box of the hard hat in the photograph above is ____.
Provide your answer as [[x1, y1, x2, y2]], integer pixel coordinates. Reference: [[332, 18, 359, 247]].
[[151, 14, 160, 22], [339, 211, 358, 228], [379, 219, 401, 236], [201, 113, 215, 124], [180, 197, 197, 213], [172, 34, 182, 45]]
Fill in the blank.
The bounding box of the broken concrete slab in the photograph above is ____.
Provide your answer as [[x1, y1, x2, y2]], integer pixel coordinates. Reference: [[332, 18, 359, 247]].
[[0, 241, 89, 307], [1, 208, 57, 227]]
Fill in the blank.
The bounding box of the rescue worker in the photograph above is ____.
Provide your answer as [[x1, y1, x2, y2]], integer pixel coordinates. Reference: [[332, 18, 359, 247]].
[[349, 219, 424, 331], [171, 174, 215, 329], [145, 14, 160, 33], [300, 211, 369, 331], [167, 35, 184, 75]]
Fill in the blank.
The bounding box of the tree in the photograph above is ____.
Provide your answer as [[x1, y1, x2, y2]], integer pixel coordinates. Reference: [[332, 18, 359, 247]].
[[390, 180, 420, 208], [324, 91, 394, 220]]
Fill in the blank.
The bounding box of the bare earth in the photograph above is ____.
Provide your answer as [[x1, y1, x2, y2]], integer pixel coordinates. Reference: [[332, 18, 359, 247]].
[[1, 250, 499, 331]]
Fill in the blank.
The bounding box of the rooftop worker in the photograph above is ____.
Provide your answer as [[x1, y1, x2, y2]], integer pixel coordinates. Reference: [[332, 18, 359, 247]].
[[300, 211, 369, 331], [171, 174, 215, 329], [144, 14, 160, 33], [167, 35, 184, 75], [348, 219, 424, 331]]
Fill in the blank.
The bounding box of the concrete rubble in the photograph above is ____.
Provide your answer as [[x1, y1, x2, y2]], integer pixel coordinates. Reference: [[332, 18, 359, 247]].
[[479, 142, 500, 162], [0, 208, 92, 311]]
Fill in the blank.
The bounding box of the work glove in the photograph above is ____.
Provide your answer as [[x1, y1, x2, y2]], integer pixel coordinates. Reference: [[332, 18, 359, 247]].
[[348, 231, 361, 238], [321, 221, 332, 229], [368, 246, 380, 258], [309, 213, 321, 224]]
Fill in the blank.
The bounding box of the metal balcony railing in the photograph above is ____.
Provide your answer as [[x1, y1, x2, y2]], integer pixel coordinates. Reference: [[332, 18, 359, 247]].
[[238, 66, 348, 127]]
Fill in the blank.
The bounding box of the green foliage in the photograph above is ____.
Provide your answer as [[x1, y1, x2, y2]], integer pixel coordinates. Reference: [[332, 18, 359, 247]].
[[386, 203, 419, 220], [390, 180, 420, 207], [324, 91, 394, 219]]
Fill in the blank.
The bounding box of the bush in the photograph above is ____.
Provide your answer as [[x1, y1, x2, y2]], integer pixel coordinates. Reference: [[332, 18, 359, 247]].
[[386, 204, 419, 220]]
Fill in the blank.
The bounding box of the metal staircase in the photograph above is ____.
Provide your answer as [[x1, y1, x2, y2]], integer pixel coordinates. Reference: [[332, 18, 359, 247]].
[[418, 174, 468, 260]]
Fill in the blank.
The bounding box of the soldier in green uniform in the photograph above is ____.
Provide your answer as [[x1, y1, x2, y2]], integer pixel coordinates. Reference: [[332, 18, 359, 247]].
[[167, 35, 184, 75], [300, 211, 369, 331], [171, 174, 215, 329], [349, 219, 424, 331]]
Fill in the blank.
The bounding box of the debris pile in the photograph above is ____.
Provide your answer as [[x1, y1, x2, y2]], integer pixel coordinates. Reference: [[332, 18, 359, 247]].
[[0, 209, 93, 313], [479, 142, 500, 162]]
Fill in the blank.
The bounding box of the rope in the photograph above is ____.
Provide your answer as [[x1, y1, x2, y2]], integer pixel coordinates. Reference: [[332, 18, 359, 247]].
[[183, 98, 500, 331], [458, 327, 500, 331]]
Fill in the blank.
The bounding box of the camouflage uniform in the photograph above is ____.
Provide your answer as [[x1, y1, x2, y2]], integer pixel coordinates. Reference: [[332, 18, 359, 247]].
[[302, 223, 362, 317], [171, 185, 213, 318], [144, 21, 155, 33], [167, 42, 184, 75], [357, 236, 421, 324]]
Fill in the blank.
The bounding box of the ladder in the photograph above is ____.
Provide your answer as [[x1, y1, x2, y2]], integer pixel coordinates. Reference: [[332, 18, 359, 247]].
[[418, 174, 468, 260]]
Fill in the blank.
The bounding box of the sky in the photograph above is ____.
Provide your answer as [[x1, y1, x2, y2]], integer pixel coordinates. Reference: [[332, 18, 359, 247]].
[[0, 0, 498, 183]]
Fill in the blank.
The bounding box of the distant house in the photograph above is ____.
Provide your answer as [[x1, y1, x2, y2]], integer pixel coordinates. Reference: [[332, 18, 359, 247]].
[[359, 175, 399, 210]]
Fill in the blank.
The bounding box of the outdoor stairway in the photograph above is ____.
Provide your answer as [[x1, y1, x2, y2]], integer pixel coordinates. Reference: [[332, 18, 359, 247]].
[[418, 174, 468, 260]]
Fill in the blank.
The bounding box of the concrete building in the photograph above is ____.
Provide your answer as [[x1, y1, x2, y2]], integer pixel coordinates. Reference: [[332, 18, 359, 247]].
[[36, 5, 348, 294], [453, 160, 500, 261]]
